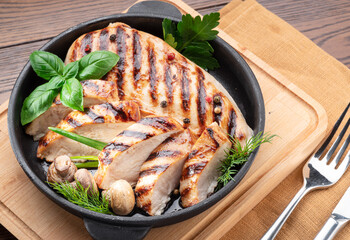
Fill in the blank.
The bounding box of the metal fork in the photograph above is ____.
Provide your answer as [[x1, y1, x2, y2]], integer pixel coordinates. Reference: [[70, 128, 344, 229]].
[[261, 103, 350, 240]]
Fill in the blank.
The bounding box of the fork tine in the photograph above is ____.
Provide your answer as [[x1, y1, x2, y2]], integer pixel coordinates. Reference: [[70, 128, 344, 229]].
[[335, 134, 350, 172], [315, 103, 350, 158], [324, 118, 350, 162]]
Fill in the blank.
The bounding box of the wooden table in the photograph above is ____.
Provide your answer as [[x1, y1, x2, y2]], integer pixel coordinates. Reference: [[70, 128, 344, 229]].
[[0, 0, 349, 239]]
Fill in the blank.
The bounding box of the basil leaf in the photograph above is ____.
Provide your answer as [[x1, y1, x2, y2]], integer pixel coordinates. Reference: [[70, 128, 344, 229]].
[[63, 61, 79, 79], [47, 75, 65, 90], [21, 83, 60, 125], [77, 51, 119, 80], [29, 51, 64, 80], [60, 78, 83, 111]]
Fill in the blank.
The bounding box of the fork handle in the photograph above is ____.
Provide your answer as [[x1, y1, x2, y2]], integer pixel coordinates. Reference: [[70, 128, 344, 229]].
[[314, 215, 349, 240], [261, 183, 311, 240]]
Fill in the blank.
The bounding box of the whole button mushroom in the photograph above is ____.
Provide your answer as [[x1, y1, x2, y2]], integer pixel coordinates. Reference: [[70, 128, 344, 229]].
[[47, 155, 77, 183], [73, 169, 98, 196], [110, 180, 135, 215]]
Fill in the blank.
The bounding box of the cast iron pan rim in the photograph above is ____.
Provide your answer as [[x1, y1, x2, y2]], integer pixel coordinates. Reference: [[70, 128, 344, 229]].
[[8, 11, 265, 227]]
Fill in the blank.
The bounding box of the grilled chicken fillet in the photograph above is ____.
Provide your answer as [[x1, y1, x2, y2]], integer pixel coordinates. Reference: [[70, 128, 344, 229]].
[[94, 116, 184, 189], [37, 101, 140, 161], [180, 122, 231, 208], [135, 129, 196, 215], [26, 80, 118, 140], [65, 22, 253, 143]]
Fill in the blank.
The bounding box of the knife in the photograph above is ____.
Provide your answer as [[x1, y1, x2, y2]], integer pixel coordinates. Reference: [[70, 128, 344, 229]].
[[314, 186, 350, 240]]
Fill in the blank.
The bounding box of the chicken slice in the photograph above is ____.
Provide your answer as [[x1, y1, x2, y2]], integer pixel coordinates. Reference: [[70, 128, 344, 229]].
[[37, 101, 139, 161], [26, 80, 119, 140], [180, 122, 232, 208], [94, 116, 184, 189], [135, 129, 196, 215]]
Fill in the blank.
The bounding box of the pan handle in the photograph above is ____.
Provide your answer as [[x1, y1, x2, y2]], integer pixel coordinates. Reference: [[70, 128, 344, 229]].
[[127, 1, 182, 20], [84, 218, 151, 240]]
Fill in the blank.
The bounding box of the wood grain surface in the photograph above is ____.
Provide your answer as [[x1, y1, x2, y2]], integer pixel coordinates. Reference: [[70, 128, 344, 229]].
[[0, 0, 349, 239]]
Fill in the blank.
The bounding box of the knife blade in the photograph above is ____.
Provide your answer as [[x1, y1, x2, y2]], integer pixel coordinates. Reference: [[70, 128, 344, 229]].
[[314, 186, 350, 240]]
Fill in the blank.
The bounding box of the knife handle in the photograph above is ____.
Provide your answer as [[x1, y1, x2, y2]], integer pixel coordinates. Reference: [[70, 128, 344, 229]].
[[314, 214, 349, 240]]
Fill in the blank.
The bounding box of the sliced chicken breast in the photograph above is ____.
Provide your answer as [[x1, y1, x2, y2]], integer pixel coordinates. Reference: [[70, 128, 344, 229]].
[[180, 122, 232, 208], [26, 80, 119, 140], [94, 116, 184, 189], [65, 22, 253, 143], [37, 101, 140, 161], [135, 129, 196, 216]]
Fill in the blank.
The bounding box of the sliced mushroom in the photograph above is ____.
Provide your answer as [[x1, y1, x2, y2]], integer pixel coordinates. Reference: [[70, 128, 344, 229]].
[[110, 180, 135, 215], [47, 155, 77, 183], [73, 169, 98, 195]]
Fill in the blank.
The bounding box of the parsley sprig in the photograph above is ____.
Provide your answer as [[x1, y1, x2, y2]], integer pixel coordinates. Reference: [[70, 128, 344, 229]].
[[162, 12, 220, 70], [216, 132, 276, 190], [49, 181, 112, 215]]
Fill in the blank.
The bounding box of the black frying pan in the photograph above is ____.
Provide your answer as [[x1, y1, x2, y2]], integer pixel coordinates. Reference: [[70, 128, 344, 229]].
[[7, 1, 265, 239]]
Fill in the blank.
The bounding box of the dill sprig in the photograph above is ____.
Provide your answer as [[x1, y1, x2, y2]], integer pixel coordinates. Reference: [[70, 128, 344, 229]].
[[216, 132, 276, 190], [48, 181, 113, 215]]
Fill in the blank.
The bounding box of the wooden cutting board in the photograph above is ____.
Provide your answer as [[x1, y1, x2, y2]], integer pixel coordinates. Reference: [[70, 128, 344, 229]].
[[0, 0, 328, 239]]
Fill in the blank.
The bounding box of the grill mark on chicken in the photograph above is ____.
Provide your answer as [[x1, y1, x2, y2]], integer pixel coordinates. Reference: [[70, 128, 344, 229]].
[[70, 41, 79, 62], [138, 117, 176, 131], [141, 202, 152, 214], [100, 142, 131, 165], [228, 108, 237, 137], [139, 164, 170, 178], [148, 45, 157, 100], [213, 93, 223, 124], [40, 139, 49, 147], [67, 116, 83, 128], [104, 102, 128, 121], [54, 98, 61, 105], [120, 130, 154, 140], [101, 73, 108, 80], [145, 150, 181, 162], [81, 33, 92, 57], [104, 142, 130, 151], [181, 66, 190, 111], [182, 161, 208, 178], [162, 136, 175, 145], [132, 31, 141, 84], [188, 149, 199, 160], [207, 128, 220, 148], [84, 108, 105, 123], [81, 80, 99, 93], [197, 68, 206, 128], [180, 187, 192, 198], [164, 63, 173, 103], [116, 27, 126, 100], [99, 29, 109, 50], [135, 185, 154, 197]]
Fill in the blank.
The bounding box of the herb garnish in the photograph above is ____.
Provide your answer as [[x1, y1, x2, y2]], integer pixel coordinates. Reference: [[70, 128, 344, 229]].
[[216, 132, 276, 190], [21, 51, 119, 125], [49, 181, 112, 214], [70, 156, 99, 169], [74, 161, 99, 169], [48, 127, 104, 168], [162, 12, 220, 70], [48, 127, 107, 150]]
